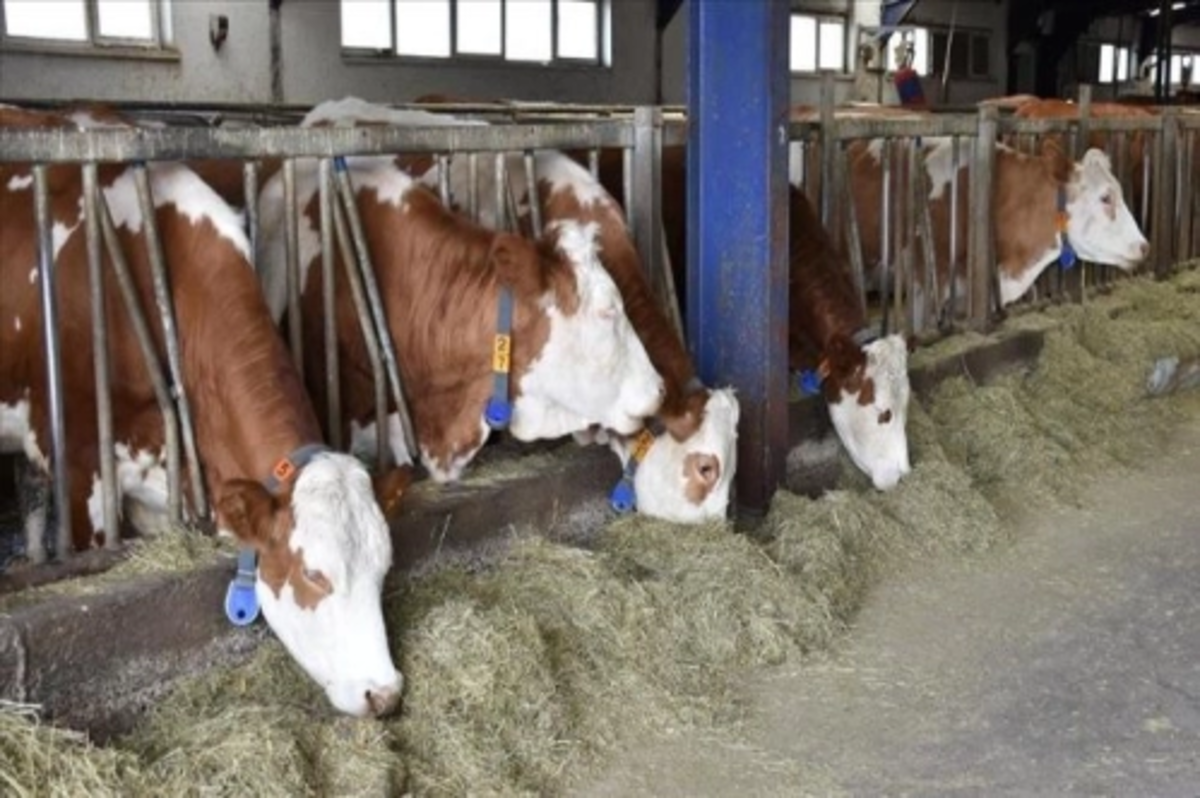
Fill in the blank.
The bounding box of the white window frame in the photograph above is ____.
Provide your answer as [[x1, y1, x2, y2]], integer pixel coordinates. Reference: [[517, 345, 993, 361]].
[[0, 0, 171, 50], [789, 13, 846, 75], [341, 0, 610, 67]]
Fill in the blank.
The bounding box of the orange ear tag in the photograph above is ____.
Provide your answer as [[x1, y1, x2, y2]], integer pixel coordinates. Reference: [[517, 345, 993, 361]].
[[271, 458, 297, 484], [631, 429, 657, 463]]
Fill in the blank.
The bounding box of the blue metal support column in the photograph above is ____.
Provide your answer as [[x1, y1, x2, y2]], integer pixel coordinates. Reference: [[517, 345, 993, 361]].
[[687, 0, 790, 515]]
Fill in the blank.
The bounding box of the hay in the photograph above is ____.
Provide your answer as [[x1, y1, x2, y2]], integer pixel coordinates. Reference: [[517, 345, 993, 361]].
[[0, 701, 142, 797], [0, 525, 231, 613], [3, 271, 1199, 797]]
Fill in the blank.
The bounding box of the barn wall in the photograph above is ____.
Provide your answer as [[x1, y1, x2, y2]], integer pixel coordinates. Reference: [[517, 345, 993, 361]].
[[0, 1, 659, 106], [0, 1, 271, 103]]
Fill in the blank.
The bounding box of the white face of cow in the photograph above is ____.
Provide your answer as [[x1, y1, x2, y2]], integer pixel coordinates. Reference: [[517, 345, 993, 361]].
[[827, 335, 912, 491], [218, 453, 405, 718], [621, 388, 740, 523], [511, 220, 665, 440], [1065, 149, 1149, 270]]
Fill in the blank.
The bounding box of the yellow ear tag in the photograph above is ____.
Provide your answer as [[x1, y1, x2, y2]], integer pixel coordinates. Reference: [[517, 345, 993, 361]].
[[492, 334, 512, 373]]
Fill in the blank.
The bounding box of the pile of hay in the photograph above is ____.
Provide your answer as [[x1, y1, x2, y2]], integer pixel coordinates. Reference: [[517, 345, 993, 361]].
[[3, 270, 1199, 796]]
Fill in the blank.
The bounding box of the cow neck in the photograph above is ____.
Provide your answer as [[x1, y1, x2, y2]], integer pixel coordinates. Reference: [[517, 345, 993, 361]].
[[993, 148, 1063, 285], [143, 198, 324, 501], [539, 180, 705, 437]]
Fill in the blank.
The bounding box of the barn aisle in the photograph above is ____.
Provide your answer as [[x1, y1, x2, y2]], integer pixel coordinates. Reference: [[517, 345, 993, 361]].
[[577, 406, 1200, 797]]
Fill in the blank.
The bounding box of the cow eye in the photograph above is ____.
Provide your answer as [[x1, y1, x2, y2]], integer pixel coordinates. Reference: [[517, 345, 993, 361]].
[[301, 568, 333, 593], [878, 409, 893, 425], [1101, 193, 1113, 206]]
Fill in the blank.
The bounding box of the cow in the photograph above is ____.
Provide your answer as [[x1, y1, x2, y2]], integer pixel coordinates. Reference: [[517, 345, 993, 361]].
[[1008, 97, 1157, 224], [618, 144, 912, 491], [846, 133, 1150, 309], [255, 150, 666, 492], [0, 106, 410, 719], [292, 97, 740, 523]]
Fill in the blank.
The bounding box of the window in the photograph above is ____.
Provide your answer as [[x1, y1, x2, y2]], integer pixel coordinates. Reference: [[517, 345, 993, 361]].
[[1098, 44, 1131, 84], [1, 0, 169, 47], [790, 14, 845, 73], [930, 30, 990, 79], [340, 0, 608, 65], [885, 27, 931, 74]]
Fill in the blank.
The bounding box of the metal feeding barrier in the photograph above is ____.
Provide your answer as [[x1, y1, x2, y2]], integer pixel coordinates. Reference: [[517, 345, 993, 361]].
[[0, 103, 682, 567], [792, 81, 1191, 343]]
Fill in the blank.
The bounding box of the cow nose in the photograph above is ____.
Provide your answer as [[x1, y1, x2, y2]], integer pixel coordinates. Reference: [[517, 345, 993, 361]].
[[365, 685, 402, 718]]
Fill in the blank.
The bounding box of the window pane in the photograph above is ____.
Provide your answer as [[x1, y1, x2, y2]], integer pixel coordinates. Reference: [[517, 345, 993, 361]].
[[396, 0, 450, 57], [558, 0, 597, 60], [928, 31, 946, 74], [3, 0, 87, 40], [913, 28, 930, 74], [1117, 47, 1129, 82], [1099, 44, 1115, 83], [1171, 54, 1183, 85], [790, 15, 816, 72], [342, 0, 391, 49], [505, 0, 551, 62], [97, 0, 153, 39], [970, 34, 989, 76], [817, 20, 843, 71], [457, 0, 500, 54]]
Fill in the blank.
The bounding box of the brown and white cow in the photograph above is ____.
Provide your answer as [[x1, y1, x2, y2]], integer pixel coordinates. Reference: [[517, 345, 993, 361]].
[[0, 106, 409, 718], [846, 134, 1150, 309], [255, 150, 665, 487], [639, 145, 911, 491], [294, 97, 739, 523]]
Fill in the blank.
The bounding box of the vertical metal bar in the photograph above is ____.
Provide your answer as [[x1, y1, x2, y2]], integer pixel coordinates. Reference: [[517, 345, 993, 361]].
[[318, 159, 342, 451], [968, 106, 999, 328], [687, 0, 789, 514], [282, 158, 305, 379], [330, 181, 388, 472], [839, 142, 868, 312], [493, 153, 508, 231], [467, 152, 479, 222], [82, 164, 119, 549], [630, 108, 663, 285], [588, 148, 600, 180], [949, 135, 961, 321], [1155, 111, 1179, 277], [32, 165, 71, 561], [333, 159, 418, 456], [97, 182, 182, 525], [819, 73, 836, 228], [243, 160, 260, 272], [437, 153, 452, 208], [132, 164, 208, 522], [1178, 128, 1194, 264], [523, 150, 543, 239], [1076, 83, 1093, 158], [622, 146, 634, 230], [879, 138, 893, 334]]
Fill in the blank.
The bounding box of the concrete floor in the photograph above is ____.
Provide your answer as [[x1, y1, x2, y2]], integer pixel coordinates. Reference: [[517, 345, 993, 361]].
[[576, 414, 1200, 797]]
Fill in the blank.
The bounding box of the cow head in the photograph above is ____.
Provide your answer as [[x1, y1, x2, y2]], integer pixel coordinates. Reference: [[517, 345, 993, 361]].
[[822, 334, 911, 490], [504, 221, 665, 439], [1063, 148, 1149, 269], [615, 387, 740, 523], [217, 454, 412, 718]]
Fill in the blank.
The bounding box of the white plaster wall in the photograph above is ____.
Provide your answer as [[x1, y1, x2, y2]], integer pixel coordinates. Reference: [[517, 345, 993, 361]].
[[1, 0, 659, 106], [0, 2, 270, 103]]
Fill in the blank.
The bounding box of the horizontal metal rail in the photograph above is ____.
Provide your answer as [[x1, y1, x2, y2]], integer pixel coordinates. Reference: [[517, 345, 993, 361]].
[[0, 122, 644, 164]]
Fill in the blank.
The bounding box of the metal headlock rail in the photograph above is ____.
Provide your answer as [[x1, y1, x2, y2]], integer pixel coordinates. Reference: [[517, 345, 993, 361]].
[[0, 104, 684, 565], [790, 82, 1188, 342]]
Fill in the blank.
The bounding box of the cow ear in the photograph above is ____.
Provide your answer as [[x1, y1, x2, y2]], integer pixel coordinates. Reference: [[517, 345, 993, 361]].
[[373, 465, 413, 522], [217, 480, 279, 551]]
